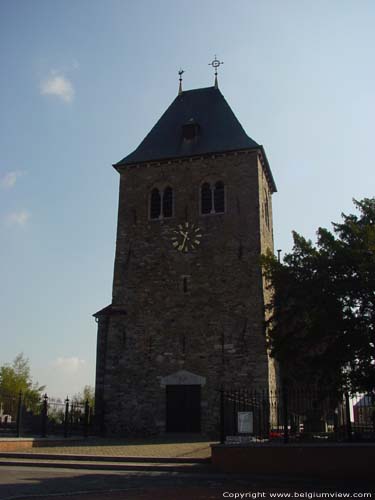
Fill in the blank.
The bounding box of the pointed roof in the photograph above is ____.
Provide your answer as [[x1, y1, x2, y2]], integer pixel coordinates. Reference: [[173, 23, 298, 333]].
[[114, 86, 276, 192]]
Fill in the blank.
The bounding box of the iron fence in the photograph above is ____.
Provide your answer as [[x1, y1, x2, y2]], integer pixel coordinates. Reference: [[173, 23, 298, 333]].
[[219, 388, 375, 444], [0, 392, 93, 438]]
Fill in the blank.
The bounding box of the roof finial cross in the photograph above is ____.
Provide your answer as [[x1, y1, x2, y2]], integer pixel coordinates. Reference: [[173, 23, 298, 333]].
[[178, 68, 184, 95], [209, 55, 224, 88]]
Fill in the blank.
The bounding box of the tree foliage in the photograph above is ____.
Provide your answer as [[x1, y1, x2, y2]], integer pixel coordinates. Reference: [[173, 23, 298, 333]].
[[262, 198, 375, 393], [72, 385, 95, 407], [0, 353, 45, 409]]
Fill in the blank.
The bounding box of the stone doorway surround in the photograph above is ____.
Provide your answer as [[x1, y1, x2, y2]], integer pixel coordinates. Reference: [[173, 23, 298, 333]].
[[160, 370, 206, 387], [161, 370, 206, 433]]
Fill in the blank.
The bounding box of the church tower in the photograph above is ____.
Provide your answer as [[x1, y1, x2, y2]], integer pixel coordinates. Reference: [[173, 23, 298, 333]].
[[94, 74, 277, 436]]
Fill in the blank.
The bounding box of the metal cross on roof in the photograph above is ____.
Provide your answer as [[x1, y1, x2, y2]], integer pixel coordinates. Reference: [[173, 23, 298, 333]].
[[209, 55, 224, 88], [178, 68, 184, 95]]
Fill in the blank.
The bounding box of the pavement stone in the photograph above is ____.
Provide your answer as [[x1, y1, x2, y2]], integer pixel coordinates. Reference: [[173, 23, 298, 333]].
[[1, 466, 374, 500], [9, 436, 215, 459]]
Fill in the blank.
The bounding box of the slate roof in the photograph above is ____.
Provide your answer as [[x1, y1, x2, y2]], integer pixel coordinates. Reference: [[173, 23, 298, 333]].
[[93, 304, 127, 318], [114, 86, 276, 192]]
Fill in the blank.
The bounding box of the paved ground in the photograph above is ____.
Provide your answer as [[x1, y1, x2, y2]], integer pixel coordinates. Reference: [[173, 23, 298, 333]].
[[11, 436, 213, 459], [1, 438, 374, 499], [1, 466, 374, 500]]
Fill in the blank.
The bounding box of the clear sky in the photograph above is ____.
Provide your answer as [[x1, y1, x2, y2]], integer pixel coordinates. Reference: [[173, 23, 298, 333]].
[[1, 0, 374, 398]]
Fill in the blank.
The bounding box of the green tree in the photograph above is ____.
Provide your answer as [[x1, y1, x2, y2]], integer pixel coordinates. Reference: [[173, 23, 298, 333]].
[[72, 385, 95, 407], [0, 353, 45, 410], [263, 198, 375, 394]]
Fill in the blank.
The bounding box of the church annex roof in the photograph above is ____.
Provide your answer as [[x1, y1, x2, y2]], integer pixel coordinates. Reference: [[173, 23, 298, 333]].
[[93, 304, 127, 318], [114, 86, 276, 192]]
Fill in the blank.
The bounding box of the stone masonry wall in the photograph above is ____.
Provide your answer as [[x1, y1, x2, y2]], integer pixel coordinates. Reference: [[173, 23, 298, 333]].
[[96, 150, 275, 436], [257, 156, 279, 399]]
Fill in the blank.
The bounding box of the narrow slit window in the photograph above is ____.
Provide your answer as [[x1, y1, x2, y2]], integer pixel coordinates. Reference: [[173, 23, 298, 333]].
[[214, 181, 225, 213], [182, 334, 186, 354], [150, 188, 161, 219], [201, 183, 212, 214], [163, 187, 173, 218], [264, 190, 270, 228]]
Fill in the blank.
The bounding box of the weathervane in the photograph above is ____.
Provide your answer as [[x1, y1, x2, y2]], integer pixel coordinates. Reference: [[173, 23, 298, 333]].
[[178, 68, 184, 95], [209, 55, 224, 88]]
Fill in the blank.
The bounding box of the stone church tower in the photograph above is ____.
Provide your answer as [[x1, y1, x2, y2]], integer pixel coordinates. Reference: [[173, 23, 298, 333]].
[[94, 78, 277, 436]]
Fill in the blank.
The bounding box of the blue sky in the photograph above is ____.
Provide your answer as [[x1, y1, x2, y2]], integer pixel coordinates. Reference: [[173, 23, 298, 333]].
[[1, 0, 374, 398]]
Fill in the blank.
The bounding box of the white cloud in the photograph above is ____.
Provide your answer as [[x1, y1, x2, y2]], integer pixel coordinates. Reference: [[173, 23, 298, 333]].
[[51, 356, 86, 374], [5, 210, 30, 226], [0, 171, 23, 189], [40, 74, 75, 102]]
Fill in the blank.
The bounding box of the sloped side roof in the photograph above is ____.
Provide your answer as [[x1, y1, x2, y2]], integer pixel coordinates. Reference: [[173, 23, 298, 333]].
[[93, 304, 127, 318], [115, 86, 260, 167]]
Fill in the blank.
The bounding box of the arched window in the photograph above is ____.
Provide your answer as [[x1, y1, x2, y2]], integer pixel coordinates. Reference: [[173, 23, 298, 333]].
[[201, 183, 212, 214], [201, 181, 225, 215], [150, 186, 174, 220], [150, 188, 161, 219], [163, 186, 173, 218], [214, 181, 225, 213]]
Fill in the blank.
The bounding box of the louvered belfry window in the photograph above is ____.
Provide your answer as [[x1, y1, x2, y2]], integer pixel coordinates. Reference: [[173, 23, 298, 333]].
[[163, 187, 173, 218], [201, 183, 212, 214], [150, 188, 161, 219], [182, 119, 200, 141], [214, 181, 225, 213]]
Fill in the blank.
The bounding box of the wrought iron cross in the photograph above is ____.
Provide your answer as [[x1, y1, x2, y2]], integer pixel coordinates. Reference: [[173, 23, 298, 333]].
[[209, 55, 224, 88], [178, 68, 184, 95]]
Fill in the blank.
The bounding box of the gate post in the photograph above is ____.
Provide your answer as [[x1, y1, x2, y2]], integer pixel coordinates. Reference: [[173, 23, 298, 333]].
[[16, 391, 22, 437], [220, 388, 225, 444], [282, 385, 289, 444], [64, 397, 69, 438], [345, 392, 352, 442], [84, 400, 90, 438], [333, 407, 339, 441], [41, 394, 48, 437]]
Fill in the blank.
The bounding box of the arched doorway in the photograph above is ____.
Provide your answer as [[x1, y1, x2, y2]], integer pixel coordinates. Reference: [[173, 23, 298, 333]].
[[166, 384, 201, 432], [161, 370, 206, 433]]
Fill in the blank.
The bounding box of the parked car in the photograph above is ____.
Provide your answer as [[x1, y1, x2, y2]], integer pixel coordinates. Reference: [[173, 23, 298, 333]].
[[269, 429, 284, 439]]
